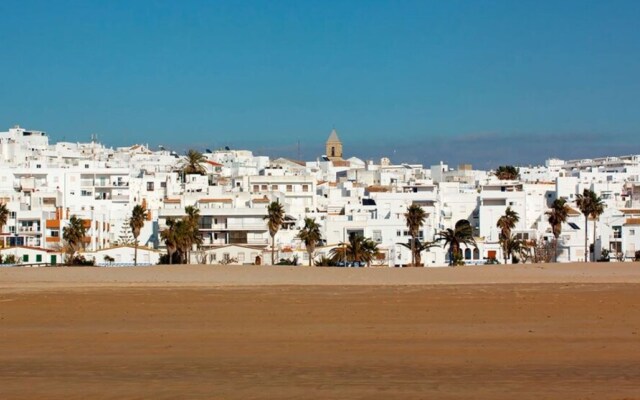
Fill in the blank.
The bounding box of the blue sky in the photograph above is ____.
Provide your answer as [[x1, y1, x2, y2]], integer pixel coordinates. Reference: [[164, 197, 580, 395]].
[[1, 0, 639, 167]]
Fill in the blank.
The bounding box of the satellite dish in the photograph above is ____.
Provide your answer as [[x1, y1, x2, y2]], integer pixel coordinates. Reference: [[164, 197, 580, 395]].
[[159, 145, 165, 150], [206, 148, 212, 153], [225, 146, 230, 151]]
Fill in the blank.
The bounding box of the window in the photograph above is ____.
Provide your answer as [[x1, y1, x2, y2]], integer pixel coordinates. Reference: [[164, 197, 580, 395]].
[[36, 254, 42, 262], [613, 226, 622, 239], [22, 254, 29, 262], [10, 211, 16, 219], [272, 185, 278, 191], [160, 182, 166, 188], [396, 230, 402, 237], [36, 164, 41, 169], [81, 190, 92, 197], [253, 185, 259, 192], [147, 182, 154, 191], [286, 185, 293, 192], [261, 185, 268, 191], [84, 164, 89, 168], [50, 230, 59, 237], [630, 229, 636, 236], [302, 184, 309, 192], [373, 230, 382, 243]]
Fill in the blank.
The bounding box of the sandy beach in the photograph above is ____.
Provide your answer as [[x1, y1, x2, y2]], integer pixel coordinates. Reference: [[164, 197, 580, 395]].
[[1, 263, 639, 399]]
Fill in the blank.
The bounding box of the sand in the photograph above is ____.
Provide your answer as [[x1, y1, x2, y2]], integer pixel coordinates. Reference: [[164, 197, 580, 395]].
[[1, 263, 640, 399]]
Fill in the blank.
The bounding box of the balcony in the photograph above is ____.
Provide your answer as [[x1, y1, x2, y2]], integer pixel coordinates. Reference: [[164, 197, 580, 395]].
[[18, 226, 41, 234], [226, 223, 267, 231], [201, 238, 227, 246], [199, 223, 228, 231], [46, 219, 60, 229]]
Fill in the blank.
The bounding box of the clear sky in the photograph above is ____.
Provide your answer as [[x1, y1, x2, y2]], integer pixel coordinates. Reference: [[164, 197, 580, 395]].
[[1, 0, 639, 167]]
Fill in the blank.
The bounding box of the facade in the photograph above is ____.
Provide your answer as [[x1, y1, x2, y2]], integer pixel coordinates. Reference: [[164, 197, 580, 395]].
[[2, 124, 640, 267]]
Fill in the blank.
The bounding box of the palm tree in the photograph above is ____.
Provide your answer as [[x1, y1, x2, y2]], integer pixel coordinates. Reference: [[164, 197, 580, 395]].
[[297, 218, 322, 266], [404, 204, 426, 266], [437, 219, 477, 266], [497, 207, 520, 264], [183, 205, 202, 263], [181, 150, 207, 176], [129, 204, 148, 266], [330, 234, 380, 267], [265, 201, 285, 265], [0, 203, 9, 247], [160, 218, 178, 264], [546, 198, 570, 262], [503, 234, 523, 264], [62, 215, 87, 263], [398, 239, 437, 266], [576, 189, 603, 262], [174, 219, 192, 264], [495, 165, 520, 180], [589, 192, 605, 262]]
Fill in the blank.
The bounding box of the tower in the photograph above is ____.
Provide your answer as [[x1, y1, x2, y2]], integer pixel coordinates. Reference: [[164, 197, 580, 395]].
[[325, 128, 343, 161]]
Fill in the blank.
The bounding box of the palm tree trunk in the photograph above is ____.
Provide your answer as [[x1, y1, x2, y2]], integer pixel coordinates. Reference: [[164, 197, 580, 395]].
[[584, 216, 589, 263], [504, 242, 508, 265], [410, 236, 416, 267], [308, 250, 313, 267], [134, 241, 138, 266], [271, 235, 275, 265], [168, 249, 173, 265], [592, 219, 597, 262], [554, 236, 558, 263]]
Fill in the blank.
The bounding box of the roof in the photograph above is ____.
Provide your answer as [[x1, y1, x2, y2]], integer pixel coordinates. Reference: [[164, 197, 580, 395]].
[[332, 160, 350, 167], [621, 209, 640, 215], [198, 198, 233, 203], [206, 160, 223, 167], [0, 245, 57, 253], [81, 245, 162, 254], [252, 196, 270, 203], [327, 128, 341, 143], [204, 244, 266, 251], [272, 158, 306, 167], [566, 207, 582, 216], [624, 218, 640, 226], [163, 198, 181, 204], [367, 185, 390, 193]]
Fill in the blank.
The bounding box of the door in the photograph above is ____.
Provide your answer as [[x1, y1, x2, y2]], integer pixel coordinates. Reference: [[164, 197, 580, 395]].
[[50, 255, 57, 265]]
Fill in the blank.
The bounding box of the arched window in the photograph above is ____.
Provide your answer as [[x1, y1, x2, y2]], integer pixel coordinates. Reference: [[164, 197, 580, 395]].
[[473, 248, 480, 260], [331, 147, 335, 157], [464, 248, 472, 260]]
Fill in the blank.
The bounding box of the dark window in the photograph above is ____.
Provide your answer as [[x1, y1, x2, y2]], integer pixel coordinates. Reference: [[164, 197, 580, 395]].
[[568, 222, 580, 230]]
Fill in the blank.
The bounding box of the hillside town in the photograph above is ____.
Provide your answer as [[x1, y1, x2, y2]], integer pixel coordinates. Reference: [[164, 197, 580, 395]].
[[1, 124, 640, 267]]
